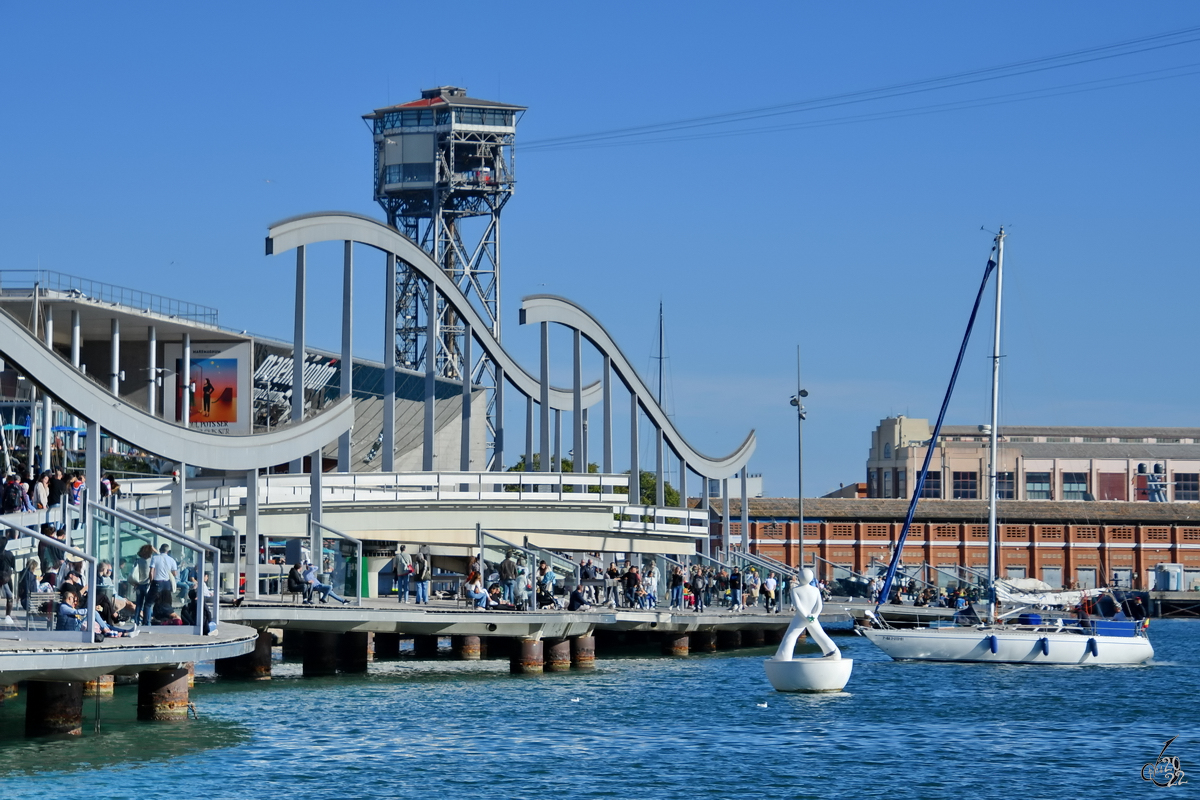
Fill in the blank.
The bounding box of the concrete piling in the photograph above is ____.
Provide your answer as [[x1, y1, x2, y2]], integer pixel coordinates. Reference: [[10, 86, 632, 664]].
[[374, 632, 402, 659], [302, 631, 341, 677], [661, 633, 690, 657], [510, 637, 543, 674], [137, 667, 190, 722], [83, 674, 115, 696], [336, 632, 370, 673], [689, 630, 717, 653], [412, 634, 440, 659], [25, 680, 84, 736], [216, 628, 274, 680], [544, 637, 572, 672], [570, 635, 596, 669], [452, 635, 482, 661], [716, 629, 742, 650]]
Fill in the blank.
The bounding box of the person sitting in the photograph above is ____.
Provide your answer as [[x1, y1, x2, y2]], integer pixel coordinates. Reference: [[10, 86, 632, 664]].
[[463, 571, 488, 609], [568, 584, 591, 611], [180, 588, 216, 632], [287, 562, 309, 603], [302, 562, 349, 605], [56, 587, 86, 631]]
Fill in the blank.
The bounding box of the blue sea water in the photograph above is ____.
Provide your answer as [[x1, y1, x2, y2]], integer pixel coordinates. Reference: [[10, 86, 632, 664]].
[[0, 620, 1196, 799]]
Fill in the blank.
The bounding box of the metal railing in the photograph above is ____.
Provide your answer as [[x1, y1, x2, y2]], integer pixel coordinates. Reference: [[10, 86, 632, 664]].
[[309, 520, 363, 606], [0, 519, 97, 644], [89, 501, 219, 637], [0, 270, 219, 325]]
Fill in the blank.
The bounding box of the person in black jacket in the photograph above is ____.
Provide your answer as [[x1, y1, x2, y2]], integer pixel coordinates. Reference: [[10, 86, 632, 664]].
[[286, 562, 310, 604]]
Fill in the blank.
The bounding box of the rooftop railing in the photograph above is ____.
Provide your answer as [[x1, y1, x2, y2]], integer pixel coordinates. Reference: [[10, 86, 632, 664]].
[[0, 270, 219, 325]]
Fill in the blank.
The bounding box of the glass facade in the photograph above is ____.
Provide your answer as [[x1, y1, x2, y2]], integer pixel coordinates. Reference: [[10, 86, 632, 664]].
[[1062, 472, 1089, 500], [383, 163, 435, 184], [1175, 473, 1200, 502], [919, 471, 942, 499], [996, 472, 1015, 499], [952, 471, 978, 499]]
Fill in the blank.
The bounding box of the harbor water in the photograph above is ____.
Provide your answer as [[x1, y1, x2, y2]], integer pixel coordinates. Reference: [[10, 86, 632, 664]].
[[1, 620, 1196, 799]]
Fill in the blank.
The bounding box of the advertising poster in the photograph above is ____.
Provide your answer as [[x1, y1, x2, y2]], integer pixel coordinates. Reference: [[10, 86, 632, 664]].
[[162, 341, 252, 435]]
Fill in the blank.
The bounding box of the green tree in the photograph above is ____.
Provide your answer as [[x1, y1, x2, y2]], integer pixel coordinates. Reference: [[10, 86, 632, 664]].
[[635, 470, 680, 507]]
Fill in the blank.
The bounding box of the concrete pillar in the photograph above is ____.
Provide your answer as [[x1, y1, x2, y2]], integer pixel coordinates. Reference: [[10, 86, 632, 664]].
[[216, 629, 273, 680], [570, 635, 596, 670], [337, 632, 369, 673], [83, 674, 115, 696], [302, 631, 340, 677], [717, 629, 742, 650], [510, 637, 544, 674], [25, 680, 84, 736], [661, 633, 690, 657], [412, 634, 440, 659], [185, 662, 195, 688], [374, 632, 402, 660], [544, 637, 572, 672], [744, 628, 766, 647], [452, 634, 482, 661], [137, 667, 190, 722], [281, 629, 305, 660], [690, 630, 717, 653]]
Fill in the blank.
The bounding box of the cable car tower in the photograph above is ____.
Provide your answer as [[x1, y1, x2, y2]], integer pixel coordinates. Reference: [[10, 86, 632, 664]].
[[365, 86, 524, 467]]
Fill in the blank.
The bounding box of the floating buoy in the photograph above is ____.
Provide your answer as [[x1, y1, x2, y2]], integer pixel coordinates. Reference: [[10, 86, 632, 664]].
[[1040, 637, 1050, 656], [1087, 638, 1099, 657], [988, 635, 999, 654]]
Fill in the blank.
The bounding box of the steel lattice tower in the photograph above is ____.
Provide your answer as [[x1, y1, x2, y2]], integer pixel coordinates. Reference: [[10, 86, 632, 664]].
[[365, 87, 524, 468]]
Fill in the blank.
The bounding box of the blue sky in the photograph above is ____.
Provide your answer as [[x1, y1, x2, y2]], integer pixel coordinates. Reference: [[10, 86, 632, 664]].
[[2, 3, 1198, 496]]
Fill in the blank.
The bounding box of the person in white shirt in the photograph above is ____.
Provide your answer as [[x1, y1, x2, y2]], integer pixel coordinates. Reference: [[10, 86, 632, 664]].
[[147, 543, 179, 622]]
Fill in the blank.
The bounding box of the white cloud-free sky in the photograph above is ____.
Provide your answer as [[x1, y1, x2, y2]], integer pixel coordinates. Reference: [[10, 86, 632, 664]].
[[2, 3, 1197, 495]]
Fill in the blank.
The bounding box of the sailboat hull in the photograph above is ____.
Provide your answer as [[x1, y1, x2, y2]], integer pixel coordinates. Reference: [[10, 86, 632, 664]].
[[861, 625, 1152, 666]]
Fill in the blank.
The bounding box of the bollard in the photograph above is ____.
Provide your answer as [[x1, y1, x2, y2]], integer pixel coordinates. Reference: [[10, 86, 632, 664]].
[[544, 637, 572, 672], [216, 628, 274, 680], [689, 630, 717, 653], [452, 635, 482, 661], [137, 667, 190, 722], [374, 632, 402, 660], [661, 633, 690, 657], [744, 628, 766, 647], [716, 629, 742, 650], [302, 631, 340, 677], [337, 632, 370, 673], [25, 680, 84, 736], [83, 674, 115, 696], [570, 635, 596, 670], [509, 637, 543, 674]]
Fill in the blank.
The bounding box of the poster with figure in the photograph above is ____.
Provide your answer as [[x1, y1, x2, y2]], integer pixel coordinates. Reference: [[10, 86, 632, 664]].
[[162, 341, 252, 434]]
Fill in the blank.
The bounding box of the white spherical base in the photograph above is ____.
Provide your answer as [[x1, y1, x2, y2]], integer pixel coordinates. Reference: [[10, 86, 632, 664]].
[[764, 657, 853, 693]]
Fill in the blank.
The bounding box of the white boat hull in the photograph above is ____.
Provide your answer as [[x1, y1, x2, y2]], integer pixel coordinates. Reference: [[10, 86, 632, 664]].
[[764, 657, 854, 692], [861, 625, 1153, 665]]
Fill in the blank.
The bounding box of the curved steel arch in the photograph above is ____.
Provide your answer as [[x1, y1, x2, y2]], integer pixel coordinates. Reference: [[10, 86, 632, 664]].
[[266, 211, 601, 411], [519, 295, 755, 480], [0, 308, 354, 471]]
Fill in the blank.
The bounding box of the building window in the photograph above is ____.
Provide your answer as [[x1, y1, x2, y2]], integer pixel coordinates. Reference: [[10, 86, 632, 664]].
[[867, 469, 876, 498], [1009, 436, 1034, 442], [883, 443, 892, 459], [919, 471, 942, 499], [996, 472, 1015, 499], [1062, 472, 1089, 500], [898, 471, 907, 500], [952, 471, 978, 499], [1045, 437, 1071, 443], [883, 469, 892, 498], [1026, 472, 1052, 500], [1175, 473, 1200, 502], [1082, 437, 1108, 443]]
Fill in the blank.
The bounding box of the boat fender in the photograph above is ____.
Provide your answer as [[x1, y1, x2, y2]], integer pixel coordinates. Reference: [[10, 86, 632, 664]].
[[988, 635, 999, 654], [1087, 638, 1098, 657], [1039, 637, 1050, 656]]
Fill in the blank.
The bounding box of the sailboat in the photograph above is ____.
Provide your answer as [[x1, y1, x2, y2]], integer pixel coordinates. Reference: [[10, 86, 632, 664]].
[[858, 229, 1153, 665]]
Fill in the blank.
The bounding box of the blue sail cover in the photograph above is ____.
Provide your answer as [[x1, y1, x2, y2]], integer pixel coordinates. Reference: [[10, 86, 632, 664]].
[[874, 254, 997, 614]]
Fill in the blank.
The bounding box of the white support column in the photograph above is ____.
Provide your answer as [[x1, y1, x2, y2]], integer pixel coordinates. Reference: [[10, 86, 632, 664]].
[[572, 330, 583, 473], [493, 364, 505, 471], [291, 245, 306, 474], [246, 468, 260, 600], [339, 240, 353, 472], [553, 410, 562, 472], [41, 306, 53, 472], [602, 355, 612, 474], [629, 389, 640, 504], [460, 324, 472, 471], [525, 395, 534, 471], [679, 459, 687, 508], [182, 334, 191, 429], [383, 252, 397, 472], [423, 280, 437, 471], [70, 310, 80, 451], [655, 428, 665, 507], [539, 322, 550, 473], [740, 469, 749, 551], [86, 421, 100, 541], [581, 408, 589, 472], [109, 317, 120, 396], [309, 450, 322, 560], [721, 477, 730, 554], [172, 463, 186, 534], [147, 325, 157, 417]]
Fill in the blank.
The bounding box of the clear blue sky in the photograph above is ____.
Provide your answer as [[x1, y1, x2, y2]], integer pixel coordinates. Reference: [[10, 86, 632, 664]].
[[2, 3, 1198, 496]]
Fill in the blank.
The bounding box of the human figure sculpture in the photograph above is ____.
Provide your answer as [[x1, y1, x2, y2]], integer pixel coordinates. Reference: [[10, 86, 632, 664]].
[[773, 567, 840, 661]]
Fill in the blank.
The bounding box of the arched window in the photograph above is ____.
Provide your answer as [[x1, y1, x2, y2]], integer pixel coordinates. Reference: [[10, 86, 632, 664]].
[[883, 443, 892, 459]]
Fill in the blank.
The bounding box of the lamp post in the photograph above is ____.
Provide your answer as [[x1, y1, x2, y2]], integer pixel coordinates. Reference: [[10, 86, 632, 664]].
[[790, 373, 808, 571]]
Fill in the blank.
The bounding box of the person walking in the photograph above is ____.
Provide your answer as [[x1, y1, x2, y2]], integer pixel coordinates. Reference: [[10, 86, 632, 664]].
[[392, 545, 412, 603], [668, 565, 685, 610], [690, 566, 708, 613], [412, 550, 431, 605], [729, 566, 743, 612], [147, 543, 178, 622], [498, 550, 519, 605]]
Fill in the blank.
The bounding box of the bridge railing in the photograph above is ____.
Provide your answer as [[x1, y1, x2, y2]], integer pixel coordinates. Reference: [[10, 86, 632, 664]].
[[0, 518, 97, 644]]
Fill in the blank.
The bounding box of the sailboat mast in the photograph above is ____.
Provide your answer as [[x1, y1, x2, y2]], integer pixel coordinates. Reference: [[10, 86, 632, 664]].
[[987, 228, 1005, 624]]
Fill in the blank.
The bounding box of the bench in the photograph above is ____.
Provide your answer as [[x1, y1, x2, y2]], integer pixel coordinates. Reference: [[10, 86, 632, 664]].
[[28, 591, 58, 630]]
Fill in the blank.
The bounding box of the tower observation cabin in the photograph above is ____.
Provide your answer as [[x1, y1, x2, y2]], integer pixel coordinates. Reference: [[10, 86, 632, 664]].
[[364, 86, 524, 468]]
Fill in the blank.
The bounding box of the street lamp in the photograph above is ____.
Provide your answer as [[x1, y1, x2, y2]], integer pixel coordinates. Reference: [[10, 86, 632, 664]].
[[790, 385, 808, 572]]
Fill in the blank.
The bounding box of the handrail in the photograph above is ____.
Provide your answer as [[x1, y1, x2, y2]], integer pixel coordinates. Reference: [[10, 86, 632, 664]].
[[2, 519, 97, 644], [89, 501, 219, 637], [309, 519, 363, 606], [193, 510, 243, 599]]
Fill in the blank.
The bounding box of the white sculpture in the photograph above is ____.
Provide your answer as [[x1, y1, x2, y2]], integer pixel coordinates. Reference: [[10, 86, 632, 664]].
[[763, 568, 853, 692]]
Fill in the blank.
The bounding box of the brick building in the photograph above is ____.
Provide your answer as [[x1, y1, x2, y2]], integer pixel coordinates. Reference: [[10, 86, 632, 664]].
[[711, 497, 1200, 592]]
